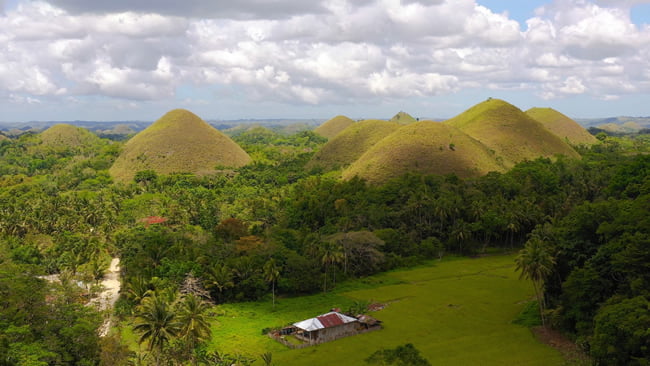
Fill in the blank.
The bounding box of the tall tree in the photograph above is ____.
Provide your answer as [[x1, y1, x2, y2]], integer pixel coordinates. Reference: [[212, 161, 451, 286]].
[[320, 241, 343, 292], [515, 237, 556, 326], [176, 294, 212, 366], [133, 294, 179, 366], [205, 263, 234, 303], [263, 258, 281, 308]]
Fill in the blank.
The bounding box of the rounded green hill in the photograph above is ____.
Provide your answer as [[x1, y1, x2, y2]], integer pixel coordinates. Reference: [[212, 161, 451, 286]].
[[390, 111, 418, 125], [109, 109, 251, 182], [342, 121, 505, 184], [39, 124, 101, 149], [525, 107, 597, 146], [445, 99, 579, 168], [308, 119, 402, 171], [314, 115, 355, 139]]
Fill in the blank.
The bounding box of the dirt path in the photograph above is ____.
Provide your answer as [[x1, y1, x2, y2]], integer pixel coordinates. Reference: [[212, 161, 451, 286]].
[[94, 257, 121, 337], [532, 326, 590, 364]]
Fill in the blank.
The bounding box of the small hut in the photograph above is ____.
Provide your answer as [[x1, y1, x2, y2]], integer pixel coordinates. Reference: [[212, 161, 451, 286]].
[[293, 312, 359, 344]]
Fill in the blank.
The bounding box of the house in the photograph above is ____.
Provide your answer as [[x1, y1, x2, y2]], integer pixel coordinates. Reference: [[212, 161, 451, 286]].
[[292, 311, 359, 344]]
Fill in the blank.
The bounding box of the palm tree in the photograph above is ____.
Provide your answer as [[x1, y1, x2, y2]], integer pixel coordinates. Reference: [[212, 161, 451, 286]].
[[204, 263, 234, 303], [176, 294, 212, 366], [133, 293, 180, 366], [515, 237, 556, 326], [126, 276, 153, 307], [320, 241, 343, 292], [263, 258, 281, 308], [260, 352, 273, 366]]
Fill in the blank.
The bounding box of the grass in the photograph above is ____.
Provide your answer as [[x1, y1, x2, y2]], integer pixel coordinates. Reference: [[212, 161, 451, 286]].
[[445, 99, 580, 168], [525, 108, 597, 146], [39, 124, 102, 149], [198, 255, 563, 365], [109, 109, 251, 182], [314, 115, 356, 140], [341, 121, 506, 184], [308, 119, 402, 171], [513, 301, 543, 327], [390, 111, 418, 125]]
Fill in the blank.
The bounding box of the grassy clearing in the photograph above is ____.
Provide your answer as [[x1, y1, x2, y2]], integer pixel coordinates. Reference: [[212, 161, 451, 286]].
[[203, 255, 563, 365]]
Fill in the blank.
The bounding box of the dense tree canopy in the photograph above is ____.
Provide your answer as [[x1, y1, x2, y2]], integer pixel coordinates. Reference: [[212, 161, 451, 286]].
[[0, 127, 648, 364]]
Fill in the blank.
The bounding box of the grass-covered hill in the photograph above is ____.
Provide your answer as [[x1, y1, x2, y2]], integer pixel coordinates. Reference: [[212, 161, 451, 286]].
[[525, 107, 597, 146], [39, 124, 102, 150], [390, 111, 418, 125], [342, 121, 505, 184], [445, 99, 580, 168], [109, 109, 251, 182], [308, 119, 402, 171], [314, 115, 355, 139]]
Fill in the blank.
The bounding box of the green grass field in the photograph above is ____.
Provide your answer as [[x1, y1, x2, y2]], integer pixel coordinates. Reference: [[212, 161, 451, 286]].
[[197, 255, 563, 365]]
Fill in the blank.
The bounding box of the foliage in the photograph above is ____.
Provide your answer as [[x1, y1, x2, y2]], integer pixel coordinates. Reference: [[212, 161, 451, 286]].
[[365, 343, 431, 366], [1, 116, 649, 364], [515, 237, 556, 326]]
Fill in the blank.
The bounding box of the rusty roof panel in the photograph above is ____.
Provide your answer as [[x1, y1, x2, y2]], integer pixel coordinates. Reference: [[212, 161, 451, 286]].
[[317, 313, 345, 328]]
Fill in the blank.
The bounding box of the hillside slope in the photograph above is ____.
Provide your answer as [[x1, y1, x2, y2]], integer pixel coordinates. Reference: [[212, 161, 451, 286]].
[[390, 111, 418, 125], [39, 124, 101, 149], [445, 99, 579, 167], [109, 109, 251, 182], [342, 121, 505, 184], [525, 107, 597, 146], [308, 119, 402, 171], [314, 115, 355, 139]]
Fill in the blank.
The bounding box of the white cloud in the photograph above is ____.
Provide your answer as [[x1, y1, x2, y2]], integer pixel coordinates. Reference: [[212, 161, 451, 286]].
[[47, 0, 328, 19], [0, 0, 649, 110]]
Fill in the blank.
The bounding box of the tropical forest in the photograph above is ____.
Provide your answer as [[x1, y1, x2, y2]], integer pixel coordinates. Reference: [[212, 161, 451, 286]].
[[0, 99, 649, 366]]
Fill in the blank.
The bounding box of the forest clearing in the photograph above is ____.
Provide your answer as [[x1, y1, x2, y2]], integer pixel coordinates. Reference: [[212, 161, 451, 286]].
[[118, 255, 564, 365]]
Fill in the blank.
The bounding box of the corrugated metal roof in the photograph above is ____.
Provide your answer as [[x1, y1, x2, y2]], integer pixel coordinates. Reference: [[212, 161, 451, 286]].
[[293, 312, 357, 331], [317, 313, 344, 328]]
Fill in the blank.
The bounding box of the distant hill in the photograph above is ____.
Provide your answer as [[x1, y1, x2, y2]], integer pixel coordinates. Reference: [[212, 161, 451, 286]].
[[575, 116, 650, 131], [308, 119, 402, 171], [109, 109, 251, 182], [525, 107, 597, 146], [314, 115, 355, 139], [342, 121, 505, 184], [445, 99, 579, 168], [39, 124, 102, 149], [389, 111, 418, 125]]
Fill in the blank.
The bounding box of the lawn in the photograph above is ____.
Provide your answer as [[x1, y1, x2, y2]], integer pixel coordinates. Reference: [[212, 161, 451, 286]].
[[202, 254, 564, 365]]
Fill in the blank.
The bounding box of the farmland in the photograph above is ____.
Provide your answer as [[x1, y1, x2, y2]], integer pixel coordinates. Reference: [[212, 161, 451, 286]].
[[200, 255, 562, 365]]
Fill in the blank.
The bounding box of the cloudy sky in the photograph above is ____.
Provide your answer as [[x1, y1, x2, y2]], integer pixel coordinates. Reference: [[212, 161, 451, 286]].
[[1, 0, 649, 121]]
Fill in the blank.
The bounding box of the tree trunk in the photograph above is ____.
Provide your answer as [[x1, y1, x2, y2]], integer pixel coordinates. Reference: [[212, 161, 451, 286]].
[[533, 280, 546, 327]]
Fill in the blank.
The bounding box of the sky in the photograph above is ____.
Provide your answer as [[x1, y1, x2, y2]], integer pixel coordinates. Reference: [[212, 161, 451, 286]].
[[1, 0, 650, 121]]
